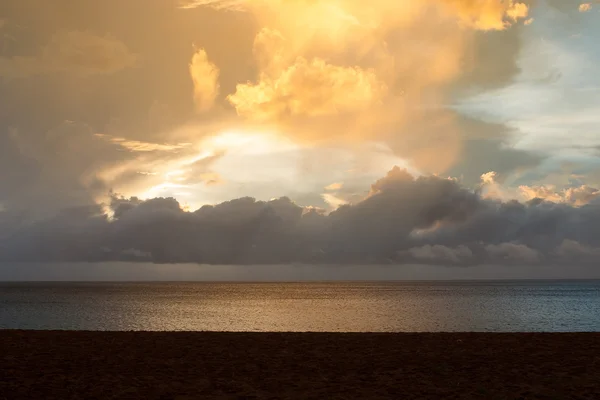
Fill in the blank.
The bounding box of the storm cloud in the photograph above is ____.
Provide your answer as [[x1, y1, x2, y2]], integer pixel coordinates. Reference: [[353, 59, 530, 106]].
[[2, 167, 600, 266]]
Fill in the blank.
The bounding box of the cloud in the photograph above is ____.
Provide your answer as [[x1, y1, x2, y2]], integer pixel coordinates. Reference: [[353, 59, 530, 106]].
[[519, 184, 600, 206], [480, 168, 600, 206], [6, 166, 600, 266], [179, 0, 247, 11], [179, 151, 225, 185], [0, 30, 137, 78], [182, 0, 529, 31], [228, 55, 387, 119], [555, 239, 600, 263], [442, 0, 528, 30], [0, 0, 537, 214], [321, 193, 348, 211], [579, 3, 592, 12], [0, 0, 539, 206], [325, 183, 344, 191], [7, 0, 593, 272], [0, 122, 125, 216], [405, 244, 473, 264], [189, 48, 220, 112], [0, 120, 201, 219], [441, 116, 545, 184], [485, 242, 540, 264], [95, 134, 190, 152], [180, 0, 530, 174]]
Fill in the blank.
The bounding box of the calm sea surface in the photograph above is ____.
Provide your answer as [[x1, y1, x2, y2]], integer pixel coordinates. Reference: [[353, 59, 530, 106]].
[[1, 281, 599, 332]]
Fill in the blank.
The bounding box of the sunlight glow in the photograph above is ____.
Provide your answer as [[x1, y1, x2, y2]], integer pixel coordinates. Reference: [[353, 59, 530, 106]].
[[135, 129, 301, 204], [140, 183, 191, 200], [202, 130, 299, 155]]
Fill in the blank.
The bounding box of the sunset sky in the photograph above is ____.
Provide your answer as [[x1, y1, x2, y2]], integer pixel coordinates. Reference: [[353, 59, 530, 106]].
[[1, 0, 600, 269]]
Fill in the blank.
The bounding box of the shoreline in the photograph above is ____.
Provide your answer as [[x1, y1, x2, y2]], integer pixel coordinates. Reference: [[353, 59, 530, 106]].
[[2, 331, 600, 399]]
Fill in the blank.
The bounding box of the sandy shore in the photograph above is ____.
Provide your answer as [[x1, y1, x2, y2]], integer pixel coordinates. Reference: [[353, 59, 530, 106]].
[[1, 331, 599, 399]]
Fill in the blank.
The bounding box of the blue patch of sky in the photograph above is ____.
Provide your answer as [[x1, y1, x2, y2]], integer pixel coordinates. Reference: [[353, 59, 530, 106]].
[[453, 1, 600, 184]]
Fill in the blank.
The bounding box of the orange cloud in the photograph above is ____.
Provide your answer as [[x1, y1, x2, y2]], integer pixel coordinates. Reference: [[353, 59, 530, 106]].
[[95, 134, 188, 152], [325, 182, 344, 191], [189, 48, 220, 112], [228, 56, 387, 119], [182, 0, 530, 173], [519, 184, 600, 206], [441, 0, 528, 30], [179, 0, 246, 11], [182, 0, 528, 31], [579, 3, 592, 12], [480, 171, 600, 207]]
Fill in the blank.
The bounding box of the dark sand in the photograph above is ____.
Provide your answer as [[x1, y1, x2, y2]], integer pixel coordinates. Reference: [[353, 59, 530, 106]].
[[1, 332, 600, 399]]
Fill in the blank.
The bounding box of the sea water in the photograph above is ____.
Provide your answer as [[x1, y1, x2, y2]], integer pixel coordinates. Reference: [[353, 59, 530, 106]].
[[1, 281, 599, 331]]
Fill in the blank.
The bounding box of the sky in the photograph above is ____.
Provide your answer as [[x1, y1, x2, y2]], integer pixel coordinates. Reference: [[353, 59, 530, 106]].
[[1, 0, 600, 277]]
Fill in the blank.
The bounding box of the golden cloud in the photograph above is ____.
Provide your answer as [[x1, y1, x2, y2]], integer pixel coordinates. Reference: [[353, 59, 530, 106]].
[[182, 0, 530, 173], [94, 134, 189, 152], [325, 182, 344, 191], [480, 171, 600, 207], [441, 0, 529, 30], [228, 55, 387, 119], [179, 0, 247, 11], [189, 48, 220, 112], [182, 0, 528, 31], [519, 184, 600, 206]]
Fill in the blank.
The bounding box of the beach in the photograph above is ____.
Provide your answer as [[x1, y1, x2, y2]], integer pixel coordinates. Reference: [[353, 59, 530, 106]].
[[2, 331, 599, 399]]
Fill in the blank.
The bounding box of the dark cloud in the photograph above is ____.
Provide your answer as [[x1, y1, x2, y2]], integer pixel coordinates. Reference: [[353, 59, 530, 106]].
[[447, 137, 544, 185], [392, 111, 544, 180], [0, 121, 167, 218], [0, 129, 40, 198], [402, 244, 474, 265], [427, 113, 545, 185], [3, 167, 600, 266], [455, 26, 523, 93]]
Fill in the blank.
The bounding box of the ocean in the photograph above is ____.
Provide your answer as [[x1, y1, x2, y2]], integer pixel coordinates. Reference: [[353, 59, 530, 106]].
[[1, 281, 599, 332]]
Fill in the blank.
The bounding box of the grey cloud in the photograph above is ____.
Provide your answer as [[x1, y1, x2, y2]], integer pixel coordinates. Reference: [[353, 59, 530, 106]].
[[484, 242, 540, 264], [391, 111, 544, 180], [0, 122, 115, 214], [3, 166, 600, 267], [447, 137, 544, 185], [0, 129, 39, 198], [445, 113, 545, 183], [0, 121, 182, 219], [454, 25, 523, 93], [404, 244, 473, 265], [554, 239, 600, 264]]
